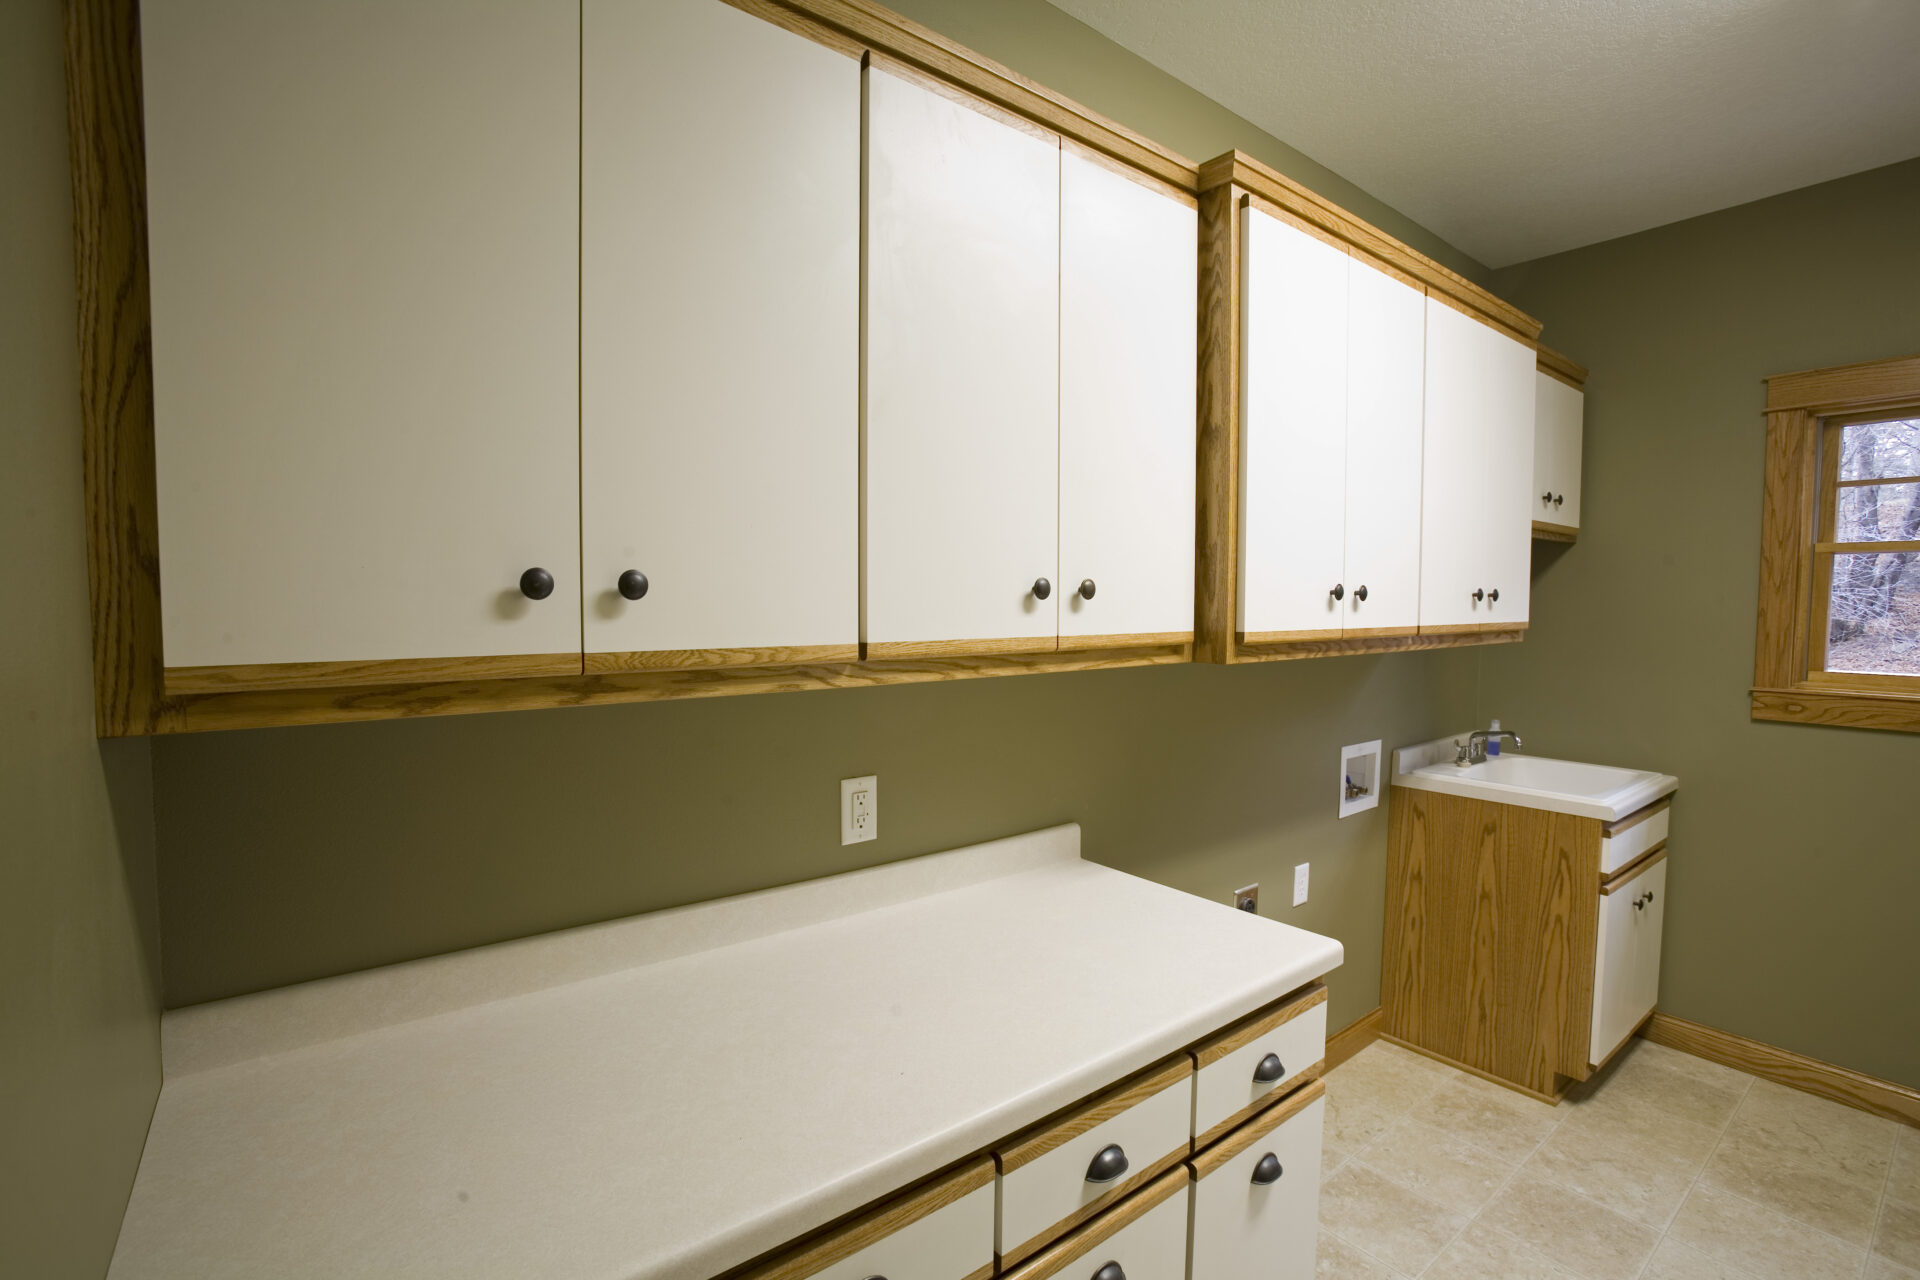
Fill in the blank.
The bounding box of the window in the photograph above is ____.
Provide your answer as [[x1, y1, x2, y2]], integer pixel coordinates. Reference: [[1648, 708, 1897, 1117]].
[[1753, 352, 1920, 732]]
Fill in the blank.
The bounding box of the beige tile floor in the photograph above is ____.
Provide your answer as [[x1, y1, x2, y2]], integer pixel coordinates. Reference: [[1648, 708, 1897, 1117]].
[[1315, 1038, 1920, 1280]]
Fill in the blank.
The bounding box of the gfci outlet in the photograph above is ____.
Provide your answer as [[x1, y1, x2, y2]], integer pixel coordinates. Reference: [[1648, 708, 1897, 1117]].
[[1292, 863, 1310, 907], [840, 776, 876, 845]]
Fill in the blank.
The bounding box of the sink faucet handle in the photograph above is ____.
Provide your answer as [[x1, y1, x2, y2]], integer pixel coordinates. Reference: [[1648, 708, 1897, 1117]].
[[1453, 739, 1470, 765]]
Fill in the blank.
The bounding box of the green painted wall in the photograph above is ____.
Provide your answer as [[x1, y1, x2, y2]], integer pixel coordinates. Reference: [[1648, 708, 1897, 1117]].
[[1484, 157, 1920, 1089], [0, 0, 166, 1275]]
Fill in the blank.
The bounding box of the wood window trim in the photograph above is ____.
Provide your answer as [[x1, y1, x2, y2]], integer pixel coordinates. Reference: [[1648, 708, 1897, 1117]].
[[1752, 352, 1920, 733]]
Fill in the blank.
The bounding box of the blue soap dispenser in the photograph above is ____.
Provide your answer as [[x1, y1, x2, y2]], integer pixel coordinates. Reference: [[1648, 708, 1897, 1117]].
[[1487, 719, 1503, 756]]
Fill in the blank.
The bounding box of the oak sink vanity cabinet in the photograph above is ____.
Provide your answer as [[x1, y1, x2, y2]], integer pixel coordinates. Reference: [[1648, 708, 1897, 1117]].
[[1382, 742, 1679, 1098]]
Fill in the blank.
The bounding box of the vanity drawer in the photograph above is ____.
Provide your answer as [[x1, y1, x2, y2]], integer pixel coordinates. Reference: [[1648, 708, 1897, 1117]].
[[1188, 1079, 1326, 1280], [1000, 1166, 1190, 1280], [737, 1158, 995, 1280], [1600, 798, 1669, 877], [1590, 853, 1667, 1070], [1190, 983, 1327, 1147], [996, 1055, 1192, 1268]]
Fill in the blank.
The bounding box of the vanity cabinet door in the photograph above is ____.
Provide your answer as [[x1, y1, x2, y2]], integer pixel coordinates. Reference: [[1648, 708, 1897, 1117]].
[[1058, 148, 1197, 649], [581, 0, 859, 670], [1341, 257, 1425, 636], [1188, 1084, 1326, 1280], [1534, 371, 1584, 531], [864, 66, 1060, 657], [1591, 856, 1667, 1068], [142, 0, 581, 682], [1239, 209, 1350, 640]]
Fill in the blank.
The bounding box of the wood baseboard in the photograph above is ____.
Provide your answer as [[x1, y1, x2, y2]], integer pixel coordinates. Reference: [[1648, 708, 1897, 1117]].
[[1324, 1007, 1384, 1071], [1642, 1012, 1920, 1128]]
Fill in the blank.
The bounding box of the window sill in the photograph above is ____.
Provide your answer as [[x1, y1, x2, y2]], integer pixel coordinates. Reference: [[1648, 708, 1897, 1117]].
[[1750, 684, 1920, 734]]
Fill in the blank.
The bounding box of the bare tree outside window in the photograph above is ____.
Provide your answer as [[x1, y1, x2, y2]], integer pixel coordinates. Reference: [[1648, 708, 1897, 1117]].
[[1825, 417, 1920, 676]]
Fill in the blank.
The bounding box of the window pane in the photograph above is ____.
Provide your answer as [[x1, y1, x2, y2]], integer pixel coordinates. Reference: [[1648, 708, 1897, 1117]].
[[1839, 417, 1920, 481], [1826, 550, 1920, 675], [1835, 481, 1920, 542]]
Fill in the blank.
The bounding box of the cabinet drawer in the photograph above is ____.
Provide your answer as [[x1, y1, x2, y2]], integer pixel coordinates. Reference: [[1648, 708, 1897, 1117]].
[[1591, 855, 1668, 1069], [996, 1055, 1192, 1268], [1001, 1166, 1189, 1280], [738, 1158, 994, 1280], [1189, 1079, 1326, 1280], [1190, 984, 1327, 1148], [1600, 799, 1669, 877]]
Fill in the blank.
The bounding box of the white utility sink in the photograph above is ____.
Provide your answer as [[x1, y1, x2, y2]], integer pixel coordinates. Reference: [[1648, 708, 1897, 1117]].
[[1392, 736, 1678, 822]]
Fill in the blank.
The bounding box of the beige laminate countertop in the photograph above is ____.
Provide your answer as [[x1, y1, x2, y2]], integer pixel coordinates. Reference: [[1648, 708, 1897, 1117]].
[[106, 824, 1343, 1280]]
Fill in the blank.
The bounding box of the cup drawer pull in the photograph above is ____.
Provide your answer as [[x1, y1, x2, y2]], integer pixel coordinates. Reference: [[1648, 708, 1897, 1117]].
[[1092, 1263, 1125, 1280], [1085, 1143, 1129, 1184], [1250, 1152, 1284, 1185], [1252, 1053, 1286, 1084]]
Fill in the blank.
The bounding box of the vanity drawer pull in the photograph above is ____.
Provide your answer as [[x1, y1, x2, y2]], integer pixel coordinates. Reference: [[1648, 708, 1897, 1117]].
[[1189, 983, 1327, 1149], [1085, 1144, 1129, 1184], [1188, 1083, 1326, 1280], [1250, 1153, 1283, 1185], [1091, 1263, 1124, 1280]]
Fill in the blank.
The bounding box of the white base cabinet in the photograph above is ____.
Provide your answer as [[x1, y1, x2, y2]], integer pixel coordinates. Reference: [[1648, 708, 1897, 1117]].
[[1188, 1092, 1326, 1280], [1591, 856, 1668, 1068]]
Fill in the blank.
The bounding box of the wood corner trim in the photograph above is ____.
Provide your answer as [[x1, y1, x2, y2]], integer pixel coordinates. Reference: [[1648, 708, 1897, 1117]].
[[1536, 345, 1588, 388], [1532, 520, 1579, 543], [1640, 1013, 1920, 1128]]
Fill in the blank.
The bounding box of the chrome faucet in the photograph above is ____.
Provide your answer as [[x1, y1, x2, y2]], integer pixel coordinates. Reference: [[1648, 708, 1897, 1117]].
[[1455, 728, 1523, 766]]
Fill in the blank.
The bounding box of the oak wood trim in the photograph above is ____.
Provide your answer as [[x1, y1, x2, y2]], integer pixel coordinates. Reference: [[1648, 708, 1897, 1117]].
[[1532, 520, 1579, 543], [1764, 350, 1920, 413], [1752, 407, 1820, 690], [1641, 1013, 1920, 1128], [1055, 630, 1193, 654], [1836, 473, 1920, 488], [865, 635, 1058, 660], [67, 0, 164, 738], [1418, 621, 1530, 636], [998, 1145, 1188, 1272], [1193, 1058, 1325, 1151], [165, 652, 583, 695], [1231, 629, 1525, 663], [1815, 539, 1920, 555], [1598, 842, 1667, 894], [1190, 984, 1328, 1069], [730, 1157, 994, 1280], [1325, 1007, 1385, 1070], [1239, 627, 1344, 645], [996, 1055, 1192, 1174], [139, 644, 1195, 736], [1802, 669, 1920, 694], [1342, 625, 1422, 640], [715, 0, 863, 57], [1380, 1033, 1566, 1104], [770, 0, 1198, 191], [1193, 183, 1242, 666], [1197, 150, 1541, 344], [1188, 1077, 1328, 1180], [583, 644, 860, 674], [1536, 345, 1588, 390], [998, 1166, 1188, 1280], [1750, 684, 1920, 734], [1602, 796, 1670, 837]]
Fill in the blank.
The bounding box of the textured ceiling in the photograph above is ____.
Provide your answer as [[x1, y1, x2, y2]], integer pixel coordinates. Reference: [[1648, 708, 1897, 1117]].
[[1046, 0, 1920, 266]]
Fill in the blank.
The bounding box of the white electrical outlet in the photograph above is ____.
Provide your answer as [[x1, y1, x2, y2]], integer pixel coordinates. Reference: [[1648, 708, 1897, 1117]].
[[840, 776, 877, 845], [1292, 862, 1309, 907]]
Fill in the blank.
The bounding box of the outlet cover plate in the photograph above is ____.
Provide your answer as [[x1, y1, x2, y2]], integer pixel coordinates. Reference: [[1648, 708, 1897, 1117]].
[[1292, 863, 1309, 907], [841, 775, 876, 845]]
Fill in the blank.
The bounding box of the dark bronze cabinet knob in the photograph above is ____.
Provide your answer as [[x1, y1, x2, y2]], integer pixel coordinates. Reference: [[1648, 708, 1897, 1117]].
[[1330, 583, 1344, 601], [1488, 588, 1500, 603], [1355, 585, 1368, 602], [1032, 577, 1052, 600], [1078, 579, 1096, 600], [1543, 491, 1554, 504], [1473, 588, 1485, 602], [618, 570, 649, 601], [518, 567, 554, 601], [1554, 493, 1564, 507]]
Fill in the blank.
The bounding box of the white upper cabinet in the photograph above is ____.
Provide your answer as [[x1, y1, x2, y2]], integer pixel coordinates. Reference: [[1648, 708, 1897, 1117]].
[[581, 0, 858, 666], [1059, 150, 1198, 647], [864, 67, 1061, 654], [1239, 210, 1350, 639], [1534, 371, 1585, 532], [142, 0, 581, 672], [1418, 298, 1536, 630], [1342, 258, 1426, 635]]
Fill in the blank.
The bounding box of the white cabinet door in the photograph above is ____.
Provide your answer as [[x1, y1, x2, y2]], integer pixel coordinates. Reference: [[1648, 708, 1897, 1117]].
[[1591, 858, 1667, 1067], [142, 0, 581, 672], [1535, 371, 1585, 531], [1420, 299, 1532, 630], [1483, 328, 1538, 627], [1189, 1093, 1326, 1280], [1342, 258, 1425, 635], [582, 0, 858, 666], [1240, 209, 1350, 639], [864, 68, 1060, 654], [1059, 149, 1197, 647]]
